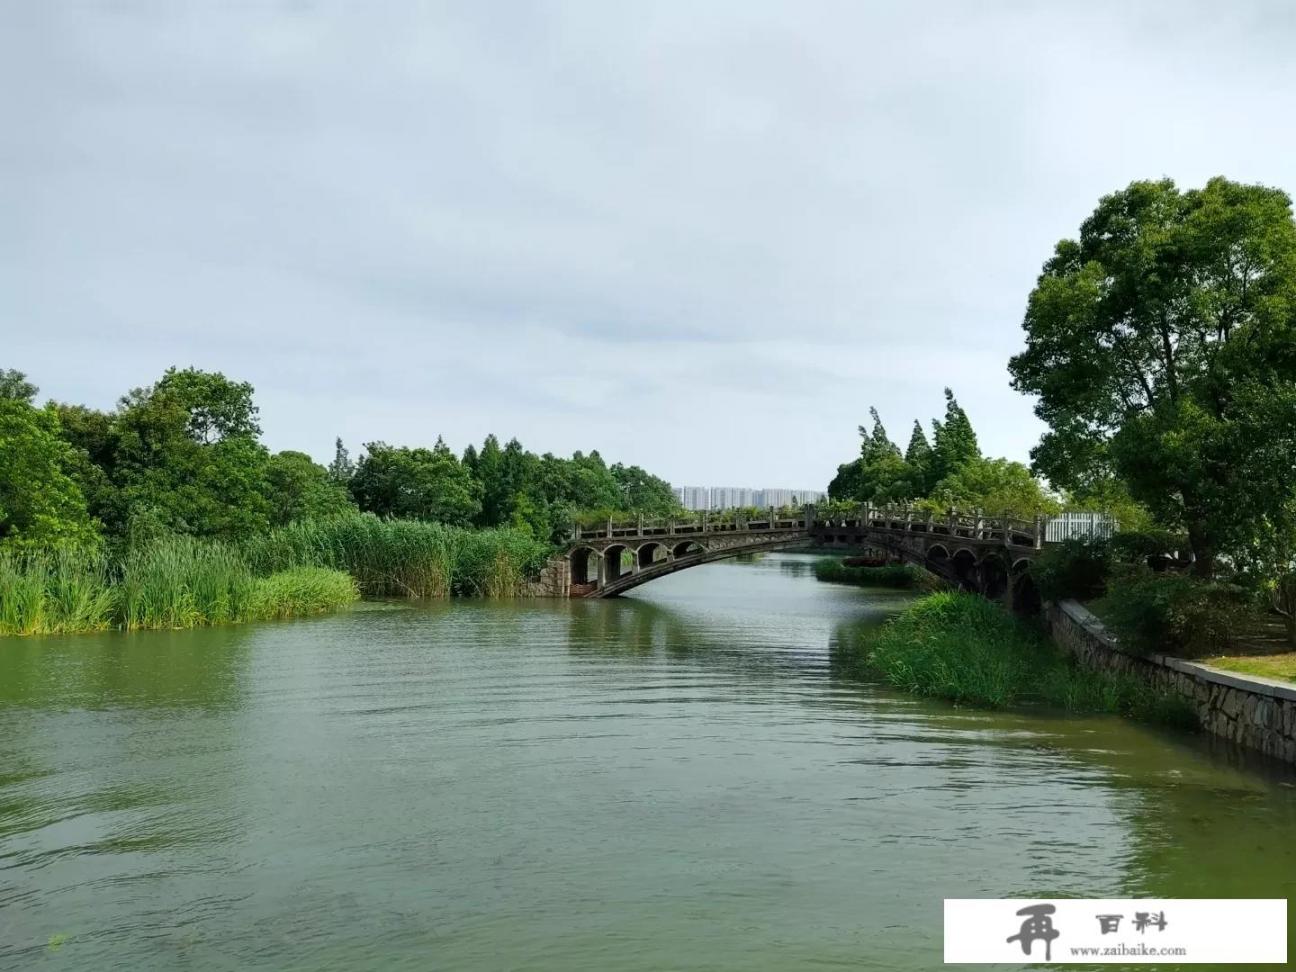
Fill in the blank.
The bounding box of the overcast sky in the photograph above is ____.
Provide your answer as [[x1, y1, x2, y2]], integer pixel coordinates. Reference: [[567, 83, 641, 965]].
[[5, 2, 1296, 489]]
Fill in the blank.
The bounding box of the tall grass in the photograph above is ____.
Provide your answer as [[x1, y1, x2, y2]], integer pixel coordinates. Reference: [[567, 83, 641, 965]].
[[241, 515, 550, 598], [836, 592, 1198, 729], [0, 538, 359, 635], [0, 549, 116, 634]]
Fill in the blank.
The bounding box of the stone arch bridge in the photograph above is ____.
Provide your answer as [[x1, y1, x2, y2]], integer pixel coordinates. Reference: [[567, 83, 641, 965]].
[[533, 506, 1061, 611]]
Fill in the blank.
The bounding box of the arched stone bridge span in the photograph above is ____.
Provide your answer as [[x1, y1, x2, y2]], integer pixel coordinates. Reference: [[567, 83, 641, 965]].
[[543, 506, 1063, 610]]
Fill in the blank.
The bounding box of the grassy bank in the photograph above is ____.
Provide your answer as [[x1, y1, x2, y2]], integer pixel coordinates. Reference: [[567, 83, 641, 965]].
[[0, 541, 358, 635], [834, 592, 1198, 729], [813, 558, 939, 591]]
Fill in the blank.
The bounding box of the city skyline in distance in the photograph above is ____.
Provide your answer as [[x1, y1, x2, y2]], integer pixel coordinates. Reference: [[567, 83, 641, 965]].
[[672, 486, 828, 512]]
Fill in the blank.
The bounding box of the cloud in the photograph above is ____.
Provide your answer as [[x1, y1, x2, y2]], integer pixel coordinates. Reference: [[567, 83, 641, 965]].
[[4, 1, 1295, 487]]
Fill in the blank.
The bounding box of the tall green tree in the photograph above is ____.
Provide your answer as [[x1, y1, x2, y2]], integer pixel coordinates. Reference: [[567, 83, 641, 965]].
[[611, 463, 679, 515], [327, 437, 354, 483], [112, 367, 272, 541], [928, 388, 980, 487], [1009, 177, 1296, 575]]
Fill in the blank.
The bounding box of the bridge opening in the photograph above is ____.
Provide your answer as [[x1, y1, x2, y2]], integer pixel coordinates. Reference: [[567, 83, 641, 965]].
[[570, 547, 598, 585], [951, 549, 978, 588], [604, 544, 631, 583], [672, 540, 704, 559], [637, 542, 667, 569]]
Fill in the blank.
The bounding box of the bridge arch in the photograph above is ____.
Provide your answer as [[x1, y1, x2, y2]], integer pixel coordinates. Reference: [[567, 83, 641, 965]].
[[604, 544, 631, 583], [570, 546, 599, 585], [636, 541, 668, 569], [672, 540, 705, 559]]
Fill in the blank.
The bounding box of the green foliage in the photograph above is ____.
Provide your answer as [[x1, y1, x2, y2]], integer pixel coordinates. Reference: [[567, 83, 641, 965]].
[[924, 456, 1060, 518], [349, 439, 482, 526], [812, 558, 937, 590], [0, 548, 116, 634], [1031, 538, 1111, 601], [113, 368, 273, 541], [1009, 177, 1296, 575], [1102, 567, 1252, 658], [0, 396, 101, 552], [251, 566, 359, 619], [0, 539, 358, 634], [240, 514, 549, 598], [265, 450, 356, 525], [928, 388, 981, 488], [118, 536, 258, 629], [839, 592, 1197, 727]]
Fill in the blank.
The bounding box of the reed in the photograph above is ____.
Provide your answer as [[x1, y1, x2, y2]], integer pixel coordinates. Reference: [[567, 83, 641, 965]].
[[241, 515, 549, 598], [836, 592, 1197, 728], [118, 536, 257, 629], [251, 566, 359, 619], [0, 548, 116, 635]]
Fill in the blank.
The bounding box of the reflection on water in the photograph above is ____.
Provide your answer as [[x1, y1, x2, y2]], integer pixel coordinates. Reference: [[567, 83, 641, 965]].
[[0, 553, 1293, 971]]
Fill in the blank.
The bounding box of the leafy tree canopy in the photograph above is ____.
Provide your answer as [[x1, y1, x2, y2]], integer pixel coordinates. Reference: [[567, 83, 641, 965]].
[[1009, 176, 1296, 574]]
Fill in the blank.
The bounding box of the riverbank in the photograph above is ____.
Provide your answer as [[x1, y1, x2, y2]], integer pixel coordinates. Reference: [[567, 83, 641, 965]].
[[834, 592, 1198, 729]]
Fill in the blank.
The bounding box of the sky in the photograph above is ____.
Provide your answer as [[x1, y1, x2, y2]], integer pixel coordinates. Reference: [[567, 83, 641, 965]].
[[5, 2, 1296, 490]]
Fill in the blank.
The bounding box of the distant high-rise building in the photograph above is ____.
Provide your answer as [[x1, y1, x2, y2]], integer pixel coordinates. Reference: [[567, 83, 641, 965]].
[[709, 487, 754, 510], [672, 486, 711, 511], [674, 486, 826, 511]]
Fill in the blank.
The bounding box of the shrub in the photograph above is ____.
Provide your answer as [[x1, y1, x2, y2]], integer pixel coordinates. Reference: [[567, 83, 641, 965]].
[[1102, 567, 1251, 658], [813, 558, 939, 590], [1030, 537, 1111, 601]]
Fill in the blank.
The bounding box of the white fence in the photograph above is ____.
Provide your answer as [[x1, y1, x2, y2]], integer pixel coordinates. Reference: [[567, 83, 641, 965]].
[[1044, 511, 1118, 542]]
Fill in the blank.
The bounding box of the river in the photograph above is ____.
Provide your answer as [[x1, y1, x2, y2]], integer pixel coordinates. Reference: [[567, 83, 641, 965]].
[[1, 552, 1293, 970]]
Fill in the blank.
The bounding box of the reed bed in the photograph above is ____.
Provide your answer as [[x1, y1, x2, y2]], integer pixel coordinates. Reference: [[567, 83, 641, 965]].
[[0, 538, 359, 635], [835, 592, 1197, 728], [241, 515, 550, 598]]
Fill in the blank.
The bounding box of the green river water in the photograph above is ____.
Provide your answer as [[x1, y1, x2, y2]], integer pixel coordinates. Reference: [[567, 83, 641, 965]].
[[1, 552, 1293, 970]]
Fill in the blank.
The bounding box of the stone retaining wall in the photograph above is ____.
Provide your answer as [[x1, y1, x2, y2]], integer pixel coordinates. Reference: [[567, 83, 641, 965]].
[[1048, 600, 1296, 764]]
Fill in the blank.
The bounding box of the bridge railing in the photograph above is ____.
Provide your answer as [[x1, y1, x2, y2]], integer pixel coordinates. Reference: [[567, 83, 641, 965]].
[[570, 505, 1113, 549]]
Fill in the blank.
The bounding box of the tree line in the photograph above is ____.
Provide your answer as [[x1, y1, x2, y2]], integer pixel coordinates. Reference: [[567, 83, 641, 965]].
[[827, 388, 1063, 519], [0, 366, 679, 553]]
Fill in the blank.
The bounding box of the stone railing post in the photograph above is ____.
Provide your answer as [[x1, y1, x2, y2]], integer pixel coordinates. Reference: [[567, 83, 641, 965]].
[[636, 513, 644, 536], [606, 518, 613, 539], [1002, 511, 1011, 547], [1034, 514, 1043, 549], [700, 511, 707, 533], [948, 508, 957, 536]]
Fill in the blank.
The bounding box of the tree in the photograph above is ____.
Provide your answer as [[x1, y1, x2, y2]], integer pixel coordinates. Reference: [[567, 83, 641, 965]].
[[349, 439, 482, 526], [0, 368, 38, 403], [925, 456, 1060, 518], [112, 368, 272, 541], [1009, 177, 1296, 575], [611, 463, 679, 515], [327, 437, 354, 483], [265, 451, 357, 525], [929, 388, 980, 487], [0, 397, 100, 550]]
